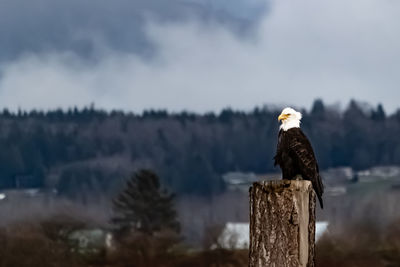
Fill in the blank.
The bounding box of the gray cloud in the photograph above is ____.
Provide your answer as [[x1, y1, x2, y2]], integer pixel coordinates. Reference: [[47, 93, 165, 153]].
[[0, 0, 399, 113], [0, 0, 265, 61]]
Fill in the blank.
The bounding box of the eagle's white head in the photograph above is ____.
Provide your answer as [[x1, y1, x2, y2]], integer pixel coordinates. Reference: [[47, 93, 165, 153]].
[[278, 107, 302, 131]]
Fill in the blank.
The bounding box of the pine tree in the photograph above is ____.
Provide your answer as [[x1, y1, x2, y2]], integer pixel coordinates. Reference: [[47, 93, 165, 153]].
[[112, 169, 180, 235], [371, 103, 386, 121]]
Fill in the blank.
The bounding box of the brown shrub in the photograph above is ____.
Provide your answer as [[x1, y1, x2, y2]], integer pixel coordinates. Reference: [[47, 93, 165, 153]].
[[108, 229, 183, 267], [316, 220, 400, 267], [175, 249, 248, 267], [0, 222, 84, 267]]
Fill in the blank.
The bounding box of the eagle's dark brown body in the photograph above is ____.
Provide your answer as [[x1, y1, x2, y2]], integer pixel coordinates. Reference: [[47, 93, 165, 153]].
[[274, 127, 324, 208]]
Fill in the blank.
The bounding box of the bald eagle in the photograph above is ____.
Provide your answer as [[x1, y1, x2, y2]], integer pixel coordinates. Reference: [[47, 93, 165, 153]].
[[274, 107, 324, 209]]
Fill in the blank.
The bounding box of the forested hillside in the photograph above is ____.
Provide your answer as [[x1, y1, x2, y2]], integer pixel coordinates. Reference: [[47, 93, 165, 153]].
[[0, 100, 399, 198]]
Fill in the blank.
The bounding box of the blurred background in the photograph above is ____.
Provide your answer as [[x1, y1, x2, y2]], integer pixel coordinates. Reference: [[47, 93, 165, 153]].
[[1, 0, 400, 266]]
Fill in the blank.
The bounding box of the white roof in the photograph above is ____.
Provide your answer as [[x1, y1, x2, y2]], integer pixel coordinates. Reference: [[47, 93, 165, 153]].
[[217, 222, 249, 249], [316, 221, 329, 241]]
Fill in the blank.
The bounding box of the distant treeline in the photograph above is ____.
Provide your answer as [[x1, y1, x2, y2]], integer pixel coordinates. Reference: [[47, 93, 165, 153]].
[[0, 100, 399, 197]]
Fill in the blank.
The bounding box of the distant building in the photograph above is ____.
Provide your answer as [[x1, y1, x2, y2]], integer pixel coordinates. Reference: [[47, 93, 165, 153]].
[[325, 186, 347, 196], [316, 221, 329, 241], [216, 222, 249, 249], [0, 188, 57, 203], [222, 172, 280, 192], [69, 229, 109, 255], [222, 172, 259, 192], [357, 166, 400, 183], [215, 221, 329, 249], [321, 167, 353, 195], [322, 167, 354, 185]]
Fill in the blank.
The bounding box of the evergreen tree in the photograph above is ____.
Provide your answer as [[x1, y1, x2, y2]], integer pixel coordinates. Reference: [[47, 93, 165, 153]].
[[371, 103, 386, 121], [112, 169, 180, 235], [311, 98, 325, 115]]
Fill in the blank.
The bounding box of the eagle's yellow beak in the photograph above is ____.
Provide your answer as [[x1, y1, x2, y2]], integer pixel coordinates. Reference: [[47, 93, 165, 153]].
[[278, 113, 289, 121]]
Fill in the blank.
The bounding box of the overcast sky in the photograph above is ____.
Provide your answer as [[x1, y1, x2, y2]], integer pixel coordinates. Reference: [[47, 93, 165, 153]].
[[0, 0, 399, 114]]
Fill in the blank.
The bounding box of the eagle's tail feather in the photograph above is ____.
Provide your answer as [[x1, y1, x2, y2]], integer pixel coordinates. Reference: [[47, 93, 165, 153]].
[[317, 193, 324, 209], [315, 174, 324, 209]]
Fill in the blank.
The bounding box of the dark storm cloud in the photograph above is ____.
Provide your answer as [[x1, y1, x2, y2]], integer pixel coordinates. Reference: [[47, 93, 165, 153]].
[[0, 0, 266, 61]]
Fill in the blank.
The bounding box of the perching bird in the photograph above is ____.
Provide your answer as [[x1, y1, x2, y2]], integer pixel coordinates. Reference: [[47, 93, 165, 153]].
[[274, 107, 324, 209]]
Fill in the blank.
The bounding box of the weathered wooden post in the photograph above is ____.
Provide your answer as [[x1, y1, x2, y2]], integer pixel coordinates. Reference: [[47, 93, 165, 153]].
[[249, 180, 316, 267]]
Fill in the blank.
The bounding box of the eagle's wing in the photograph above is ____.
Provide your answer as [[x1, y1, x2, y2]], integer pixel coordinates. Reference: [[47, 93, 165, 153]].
[[289, 130, 324, 208], [273, 129, 283, 166]]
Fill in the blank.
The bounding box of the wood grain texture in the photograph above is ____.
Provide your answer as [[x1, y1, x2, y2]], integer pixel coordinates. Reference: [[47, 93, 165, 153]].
[[249, 180, 316, 267]]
